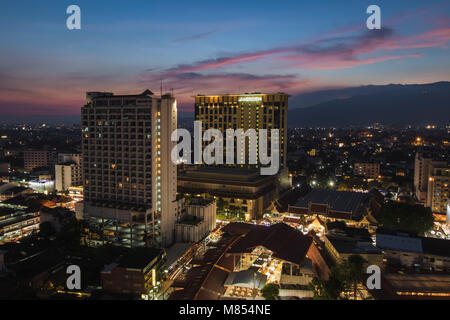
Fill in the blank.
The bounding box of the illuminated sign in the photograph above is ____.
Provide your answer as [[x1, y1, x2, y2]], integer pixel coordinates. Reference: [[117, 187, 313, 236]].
[[238, 96, 262, 102]]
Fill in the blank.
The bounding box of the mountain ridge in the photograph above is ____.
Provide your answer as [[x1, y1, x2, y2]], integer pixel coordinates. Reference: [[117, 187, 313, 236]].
[[288, 81, 450, 127]]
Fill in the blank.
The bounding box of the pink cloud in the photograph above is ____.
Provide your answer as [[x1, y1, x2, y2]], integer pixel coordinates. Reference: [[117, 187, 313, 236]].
[[139, 72, 315, 107], [304, 54, 422, 70]]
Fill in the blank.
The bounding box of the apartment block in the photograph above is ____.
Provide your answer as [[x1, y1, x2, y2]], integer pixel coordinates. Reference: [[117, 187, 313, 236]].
[[427, 165, 450, 214], [354, 162, 380, 179], [175, 198, 216, 243], [24, 150, 57, 171], [55, 154, 83, 191], [414, 153, 446, 203]]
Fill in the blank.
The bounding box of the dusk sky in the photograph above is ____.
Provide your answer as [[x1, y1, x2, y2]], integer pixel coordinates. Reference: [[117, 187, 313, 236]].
[[1, 0, 449, 116]]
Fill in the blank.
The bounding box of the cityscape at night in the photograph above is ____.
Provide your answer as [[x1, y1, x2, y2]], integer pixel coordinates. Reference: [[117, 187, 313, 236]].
[[0, 0, 450, 313]]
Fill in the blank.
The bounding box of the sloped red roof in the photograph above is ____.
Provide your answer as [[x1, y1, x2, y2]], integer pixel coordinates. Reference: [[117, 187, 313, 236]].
[[283, 216, 301, 224], [328, 210, 352, 220], [223, 222, 313, 266], [288, 206, 310, 215], [310, 203, 328, 213]]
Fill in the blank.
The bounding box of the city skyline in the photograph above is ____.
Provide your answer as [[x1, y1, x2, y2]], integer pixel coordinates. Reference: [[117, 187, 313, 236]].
[[1, 0, 450, 117]]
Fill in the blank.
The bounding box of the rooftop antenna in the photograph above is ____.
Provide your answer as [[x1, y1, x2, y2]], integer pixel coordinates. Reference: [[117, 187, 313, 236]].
[[160, 79, 163, 97]]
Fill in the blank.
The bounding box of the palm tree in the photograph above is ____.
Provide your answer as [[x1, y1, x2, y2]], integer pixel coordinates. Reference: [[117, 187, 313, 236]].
[[345, 254, 366, 300], [261, 283, 279, 300]]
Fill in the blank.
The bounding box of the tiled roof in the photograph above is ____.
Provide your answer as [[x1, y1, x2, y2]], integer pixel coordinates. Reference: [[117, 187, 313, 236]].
[[223, 222, 313, 266]]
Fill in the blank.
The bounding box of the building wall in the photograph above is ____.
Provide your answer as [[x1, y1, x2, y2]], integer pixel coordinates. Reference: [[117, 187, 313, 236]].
[[24, 150, 57, 171], [102, 268, 146, 295], [354, 162, 380, 179], [0, 211, 40, 242], [427, 166, 450, 214], [80, 91, 178, 248], [55, 163, 82, 191], [280, 262, 314, 285], [58, 153, 82, 165], [383, 249, 450, 272], [175, 200, 216, 243], [154, 95, 178, 247], [178, 174, 277, 220], [414, 153, 447, 204], [0, 162, 10, 175], [307, 242, 331, 281], [194, 93, 288, 169]]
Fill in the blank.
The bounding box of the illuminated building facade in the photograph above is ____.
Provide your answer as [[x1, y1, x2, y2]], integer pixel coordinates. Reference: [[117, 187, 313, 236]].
[[354, 162, 380, 179], [426, 165, 450, 214], [101, 248, 165, 297], [55, 154, 83, 191], [194, 93, 289, 169], [178, 167, 278, 221], [77, 90, 178, 248], [24, 150, 57, 171], [414, 153, 446, 204]]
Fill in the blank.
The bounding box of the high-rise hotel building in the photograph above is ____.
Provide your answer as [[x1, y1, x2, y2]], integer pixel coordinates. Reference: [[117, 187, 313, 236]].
[[194, 93, 289, 169], [76, 90, 178, 248]]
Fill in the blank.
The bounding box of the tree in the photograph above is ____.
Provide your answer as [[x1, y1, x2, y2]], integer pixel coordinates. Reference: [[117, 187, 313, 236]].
[[55, 216, 81, 249], [309, 265, 346, 300], [309, 255, 366, 300], [375, 201, 434, 235], [261, 283, 279, 300], [342, 254, 366, 299], [38, 221, 55, 238]]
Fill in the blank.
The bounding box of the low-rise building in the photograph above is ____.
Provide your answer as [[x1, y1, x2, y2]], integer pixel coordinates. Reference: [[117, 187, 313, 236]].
[[101, 248, 165, 297], [426, 165, 450, 214], [287, 189, 373, 227], [175, 198, 216, 243], [381, 273, 450, 299], [324, 222, 383, 268], [178, 167, 278, 220], [24, 150, 57, 171], [0, 162, 10, 176], [0, 206, 40, 242], [55, 155, 83, 192], [354, 162, 380, 179], [169, 222, 330, 300], [0, 185, 32, 201], [376, 229, 450, 272]]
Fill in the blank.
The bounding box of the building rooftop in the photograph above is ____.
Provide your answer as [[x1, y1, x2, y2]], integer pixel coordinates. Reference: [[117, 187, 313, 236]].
[[421, 237, 450, 258], [194, 92, 289, 97], [327, 221, 372, 242], [117, 247, 164, 269], [384, 273, 450, 294], [188, 198, 215, 207], [224, 269, 267, 289], [223, 222, 313, 266], [177, 215, 203, 226], [376, 230, 450, 258], [181, 166, 268, 183], [328, 238, 381, 255], [0, 186, 28, 195], [169, 233, 239, 300], [88, 89, 155, 100], [292, 189, 369, 217]]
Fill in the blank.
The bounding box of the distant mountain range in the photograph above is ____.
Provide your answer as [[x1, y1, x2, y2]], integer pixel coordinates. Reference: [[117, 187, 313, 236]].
[[2, 82, 448, 127], [288, 82, 450, 127]]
